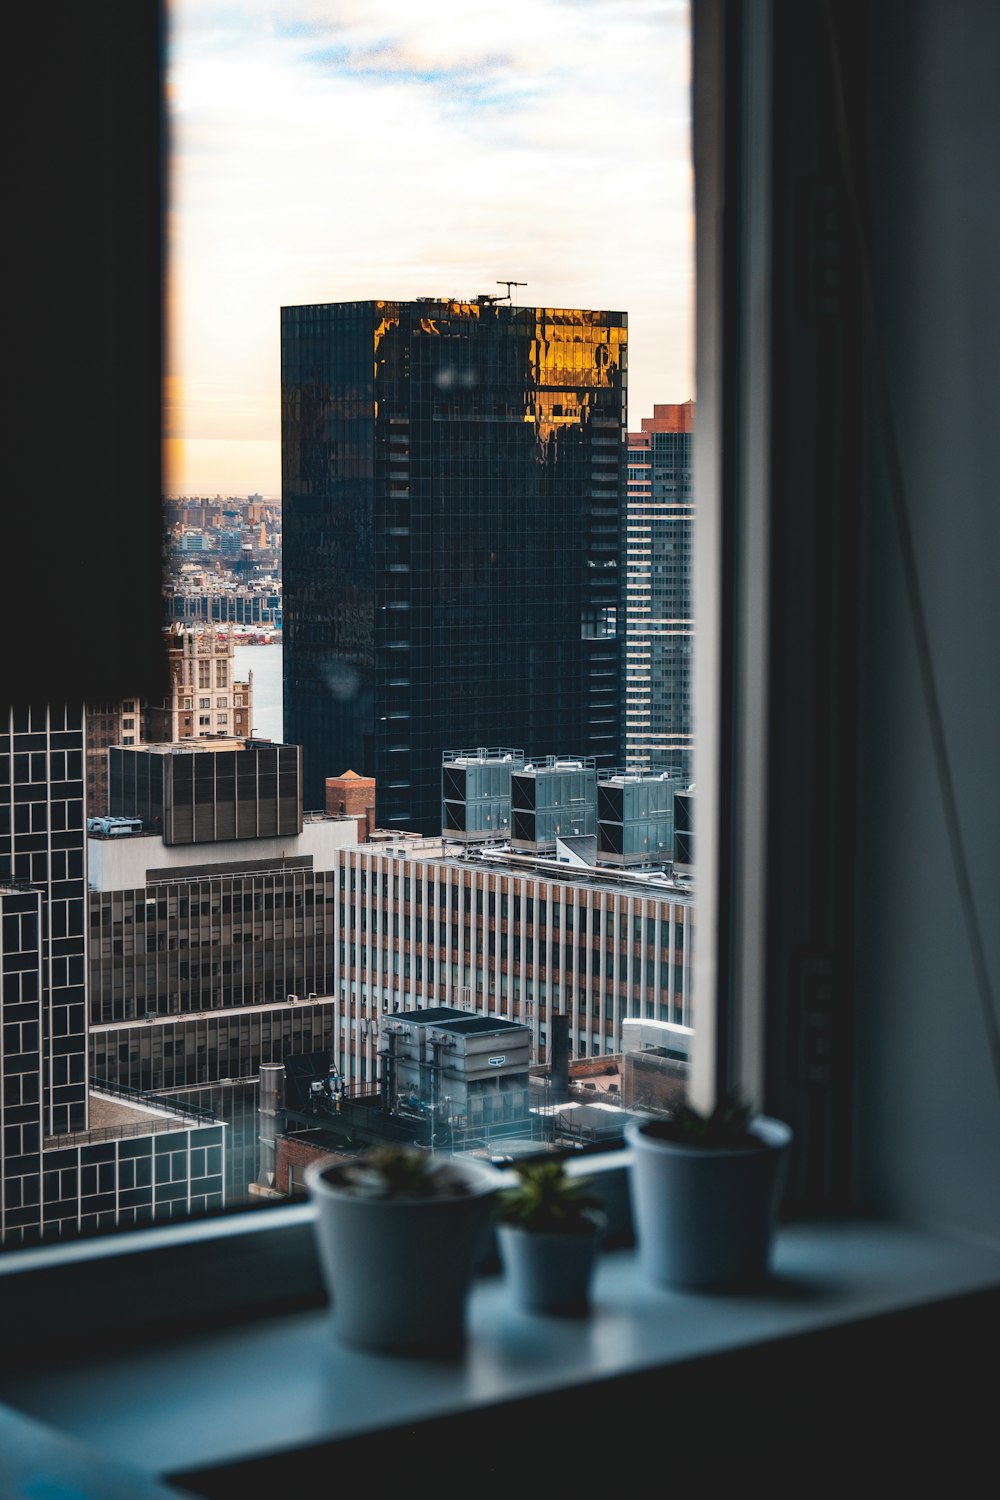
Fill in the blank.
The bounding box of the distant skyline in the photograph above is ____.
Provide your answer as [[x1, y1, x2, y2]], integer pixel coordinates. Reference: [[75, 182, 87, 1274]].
[[164, 0, 694, 497]]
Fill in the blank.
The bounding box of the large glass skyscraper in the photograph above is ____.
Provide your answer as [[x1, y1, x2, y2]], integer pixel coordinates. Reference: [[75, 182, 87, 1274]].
[[281, 297, 626, 831]]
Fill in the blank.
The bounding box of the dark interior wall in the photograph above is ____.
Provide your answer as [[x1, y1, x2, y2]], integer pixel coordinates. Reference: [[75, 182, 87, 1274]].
[[853, 0, 1000, 1235], [3, 2, 167, 711], [707, 0, 1000, 1238]]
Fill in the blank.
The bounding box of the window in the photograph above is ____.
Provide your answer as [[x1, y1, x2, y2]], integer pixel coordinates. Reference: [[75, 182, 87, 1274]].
[[3, 8, 995, 1452], [0, 17, 997, 1500]]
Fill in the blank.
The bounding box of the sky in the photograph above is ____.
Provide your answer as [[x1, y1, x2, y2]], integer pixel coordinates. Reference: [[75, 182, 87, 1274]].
[[164, 0, 694, 498]]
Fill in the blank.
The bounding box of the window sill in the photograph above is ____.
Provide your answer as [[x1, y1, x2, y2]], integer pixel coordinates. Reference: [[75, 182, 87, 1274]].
[[1, 1179, 999, 1492]]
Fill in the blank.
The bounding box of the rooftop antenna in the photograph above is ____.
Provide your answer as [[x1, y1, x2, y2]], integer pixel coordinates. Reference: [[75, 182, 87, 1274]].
[[497, 280, 527, 304]]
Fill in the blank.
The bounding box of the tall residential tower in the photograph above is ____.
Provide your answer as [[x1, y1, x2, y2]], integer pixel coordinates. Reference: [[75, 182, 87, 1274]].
[[624, 402, 694, 778], [281, 297, 626, 831]]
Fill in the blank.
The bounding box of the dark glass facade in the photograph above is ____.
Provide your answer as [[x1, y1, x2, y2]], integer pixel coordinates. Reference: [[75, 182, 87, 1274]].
[[0, 708, 227, 1246], [0, 705, 88, 1144], [109, 742, 302, 844], [89, 867, 339, 1023], [91, 1003, 335, 1096], [282, 298, 626, 830]]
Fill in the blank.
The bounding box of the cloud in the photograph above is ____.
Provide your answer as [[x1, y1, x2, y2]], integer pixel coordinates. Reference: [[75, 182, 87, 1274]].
[[166, 0, 693, 492]]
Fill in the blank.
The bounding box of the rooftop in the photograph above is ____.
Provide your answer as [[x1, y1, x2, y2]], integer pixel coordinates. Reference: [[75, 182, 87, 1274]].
[[392, 1007, 524, 1035], [124, 737, 294, 755]]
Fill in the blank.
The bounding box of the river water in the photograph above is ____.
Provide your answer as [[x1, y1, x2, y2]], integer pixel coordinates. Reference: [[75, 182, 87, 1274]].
[[233, 641, 283, 743]]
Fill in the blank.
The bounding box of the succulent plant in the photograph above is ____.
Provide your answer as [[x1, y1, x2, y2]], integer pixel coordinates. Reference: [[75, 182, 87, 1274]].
[[496, 1158, 601, 1234], [333, 1143, 471, 1198], [640, 1093, 760, 1149]]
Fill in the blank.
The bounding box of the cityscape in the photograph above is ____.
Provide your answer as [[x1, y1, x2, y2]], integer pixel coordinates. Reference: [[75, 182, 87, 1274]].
[[1, 312, 697, 1244], [0, 0, 695, 1248], [0, 0, 697, 1248]]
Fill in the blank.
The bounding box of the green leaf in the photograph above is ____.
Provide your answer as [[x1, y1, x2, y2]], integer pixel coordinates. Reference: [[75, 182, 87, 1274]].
[[495, 1158, 600, 1234]]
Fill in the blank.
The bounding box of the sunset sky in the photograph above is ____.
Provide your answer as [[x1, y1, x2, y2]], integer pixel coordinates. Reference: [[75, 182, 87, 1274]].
[[164, 0, 694, 498]]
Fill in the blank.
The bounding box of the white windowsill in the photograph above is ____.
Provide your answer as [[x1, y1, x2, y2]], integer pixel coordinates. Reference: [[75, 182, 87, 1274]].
[[1, 1184, 998, 1491]]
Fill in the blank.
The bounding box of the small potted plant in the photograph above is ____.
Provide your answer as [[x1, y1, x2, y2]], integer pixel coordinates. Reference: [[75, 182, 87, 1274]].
[[304, 1143, 504, 1353], [624, 1094, 793, 1291], [494, 1157, 606, 1314]]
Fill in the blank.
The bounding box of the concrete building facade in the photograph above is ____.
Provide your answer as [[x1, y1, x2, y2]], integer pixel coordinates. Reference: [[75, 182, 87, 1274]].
[[88, 829, 691, 1115], [145, 625, 252, 743], [314, 843, 693, 1084]]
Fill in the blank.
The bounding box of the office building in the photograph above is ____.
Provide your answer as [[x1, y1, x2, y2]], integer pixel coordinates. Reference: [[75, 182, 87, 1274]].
[[283, 840, 693, 1085], [624, 401, 694, 777], [0, 705, 224, 1246], [281, 296, 627, 831], [88, 809, 689, 1085], [88, 738, 359, 1199]]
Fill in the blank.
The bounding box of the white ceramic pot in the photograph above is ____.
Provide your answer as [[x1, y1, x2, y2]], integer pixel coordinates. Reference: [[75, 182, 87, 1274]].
[[497, 1212, 606, 1314], [305, 1153, 504, 1353], [624, 1115, 793, 1291]]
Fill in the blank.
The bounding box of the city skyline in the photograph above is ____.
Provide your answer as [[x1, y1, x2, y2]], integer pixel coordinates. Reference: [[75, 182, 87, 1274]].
[[164, 0, 694, 496]]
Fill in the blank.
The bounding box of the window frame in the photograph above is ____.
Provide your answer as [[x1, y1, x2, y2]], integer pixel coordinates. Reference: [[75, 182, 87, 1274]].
[[0, 0, 797, 1308], [1, 0, 839, 1306], [4, 13, 999, 1480]]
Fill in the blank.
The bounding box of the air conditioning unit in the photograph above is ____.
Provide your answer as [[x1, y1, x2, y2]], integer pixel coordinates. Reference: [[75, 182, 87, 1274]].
[[307, 991, 317, 999], [287, 993, 298, 1003]]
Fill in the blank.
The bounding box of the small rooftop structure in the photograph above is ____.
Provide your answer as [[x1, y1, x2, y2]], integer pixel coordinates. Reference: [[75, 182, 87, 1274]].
[[442, 748, 524, 845], [86, 815, 143, 838], [511, 756, 597, 854], [597, 767, 681, 869], [382, 1007, 531, 1136]]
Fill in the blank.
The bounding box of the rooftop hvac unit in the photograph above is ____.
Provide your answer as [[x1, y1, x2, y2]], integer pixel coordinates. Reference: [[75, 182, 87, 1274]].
[[287, 993, 299, 1003]]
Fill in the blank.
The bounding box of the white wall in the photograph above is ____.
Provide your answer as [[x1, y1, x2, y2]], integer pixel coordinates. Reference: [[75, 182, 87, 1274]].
[[87, 817, 360, 893]]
